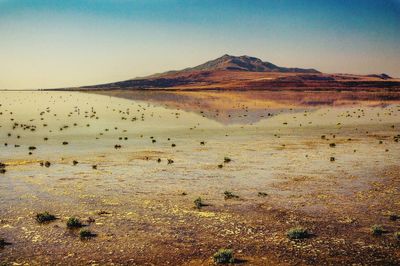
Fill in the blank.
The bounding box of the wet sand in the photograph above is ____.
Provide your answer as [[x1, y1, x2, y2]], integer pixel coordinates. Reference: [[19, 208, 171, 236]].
[[1, 91, 400, 265]]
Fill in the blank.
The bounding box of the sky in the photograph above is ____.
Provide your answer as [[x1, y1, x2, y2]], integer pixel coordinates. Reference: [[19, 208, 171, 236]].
[[0, 0, 399, 90]]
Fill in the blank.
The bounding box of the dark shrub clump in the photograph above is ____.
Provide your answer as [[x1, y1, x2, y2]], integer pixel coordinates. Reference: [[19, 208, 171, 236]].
[[79, 229, 95, 239], [194, 197, 205, 209], [224, 191, 239, 200], [0, 238, 7, 247], [36, 212, 56, 223], [287, 227, 310, 240], [66, 217, 83, 228], [213, 249, 234, 264], [371, 225, 385, 236]]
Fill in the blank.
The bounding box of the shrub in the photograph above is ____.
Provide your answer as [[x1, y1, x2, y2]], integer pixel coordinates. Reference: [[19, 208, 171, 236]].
[[371, 225, 385, 236], [224, 157, 231, 163], [258, 192, 268, 197], [66, 217, 82, 228], [79, 229, 95, 239], [194, 197, 205, 209], [287, 227, 310, 240], [36, 212, 56, 223], [224, 191, 239, 200], [213, 249, 234, 264]]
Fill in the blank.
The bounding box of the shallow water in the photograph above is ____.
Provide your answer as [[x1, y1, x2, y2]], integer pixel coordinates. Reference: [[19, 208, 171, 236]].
[[1, 90, 399, 201], [1, 90, 400, 264]]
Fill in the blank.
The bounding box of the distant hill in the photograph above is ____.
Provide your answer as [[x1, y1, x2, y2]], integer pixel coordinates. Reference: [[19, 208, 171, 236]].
[[54, 54, 400, 91]]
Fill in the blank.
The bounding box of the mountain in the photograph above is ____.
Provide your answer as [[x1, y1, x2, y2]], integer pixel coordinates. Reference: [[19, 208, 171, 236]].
[[56, 55, 400, 91], [141, 54, 319, 79], [179, 54, 319, 73]]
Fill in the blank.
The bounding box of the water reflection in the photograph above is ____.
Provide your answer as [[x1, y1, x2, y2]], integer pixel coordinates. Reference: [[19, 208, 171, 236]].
[[94, 90, 400, 124]]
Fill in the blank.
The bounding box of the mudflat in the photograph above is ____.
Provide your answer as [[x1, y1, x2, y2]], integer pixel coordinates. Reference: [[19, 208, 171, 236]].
[[1, 90, 400, 265]]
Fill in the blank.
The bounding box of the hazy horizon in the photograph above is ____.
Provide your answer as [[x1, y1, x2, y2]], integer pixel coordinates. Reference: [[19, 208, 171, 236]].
[[1, 0, 400, 90]]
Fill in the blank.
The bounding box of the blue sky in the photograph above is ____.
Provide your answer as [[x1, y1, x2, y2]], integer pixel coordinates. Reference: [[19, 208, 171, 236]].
[[0, 0, 399, 89]]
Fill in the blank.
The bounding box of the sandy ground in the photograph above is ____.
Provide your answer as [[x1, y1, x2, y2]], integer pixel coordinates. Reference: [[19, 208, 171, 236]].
[[1, 91, 400, 265]]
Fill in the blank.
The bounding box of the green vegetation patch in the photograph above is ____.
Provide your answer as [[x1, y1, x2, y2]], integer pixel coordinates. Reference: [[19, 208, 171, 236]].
[[194, 197, 205, 209], [36, 212, 56, 223], [213, 249, 235, 264], [67, 217, 83, 228], [287, 227, 310, 240], [371, 225, 385, 236], [79, 229, 95, 239]]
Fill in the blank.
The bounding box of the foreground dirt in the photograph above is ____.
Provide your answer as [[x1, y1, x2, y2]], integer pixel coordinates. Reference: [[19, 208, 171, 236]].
[[1, 163, 400, 265]]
